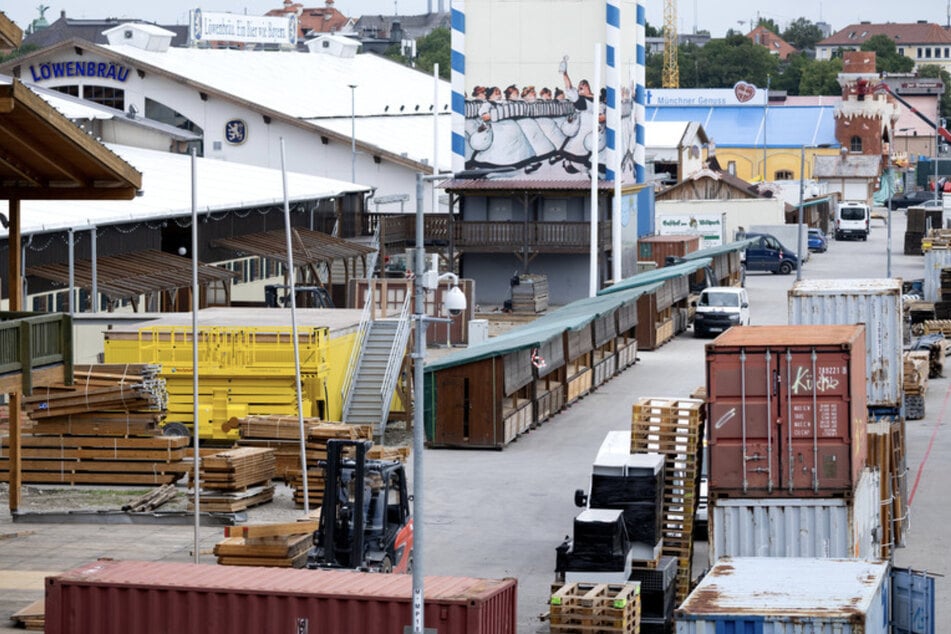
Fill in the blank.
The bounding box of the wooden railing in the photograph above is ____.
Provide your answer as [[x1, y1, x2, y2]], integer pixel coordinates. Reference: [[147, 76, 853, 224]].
[[367, 214, 612, 252], [0, 312, 73, 394]]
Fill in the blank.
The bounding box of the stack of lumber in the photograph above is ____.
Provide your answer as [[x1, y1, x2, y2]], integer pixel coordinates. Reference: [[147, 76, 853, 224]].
[[214, 518, 319, 568], [230, 414, 325, 480], [286, 422, 373, 508], [903, 350, 930, 420], [0, 434, 191, 485], [191, 447, 276, 512], [10, 599, 44, 631], [511, 274, 549, 313], [548, 581, 641, 634], [630, 397, 703, 605], [121, 484, 178, 512], [908, 333, 947, 379], [22, 364, 166, 437], [868, 418, 907, 560]]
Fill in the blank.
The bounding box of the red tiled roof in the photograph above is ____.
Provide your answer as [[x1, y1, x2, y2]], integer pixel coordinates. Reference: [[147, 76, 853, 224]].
[[746, 26, 798, 60], [820, 22, 951, 47], [266, 1, 351, 37]]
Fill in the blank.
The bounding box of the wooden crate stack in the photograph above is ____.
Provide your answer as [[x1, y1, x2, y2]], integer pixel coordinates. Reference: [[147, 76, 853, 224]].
[[214, 518, 319, 568], [549, 581, 641, 634], [902, 350, 930, 420], [868, 418, 908, 560], [192, 447, 276, 512], [630, 397, 702, 605], [285, 422, 374, 508], [511, 274, 549, 313]]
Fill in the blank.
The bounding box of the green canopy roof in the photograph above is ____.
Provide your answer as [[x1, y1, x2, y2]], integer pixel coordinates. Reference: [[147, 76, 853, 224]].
[[597, 258, 712, 295]]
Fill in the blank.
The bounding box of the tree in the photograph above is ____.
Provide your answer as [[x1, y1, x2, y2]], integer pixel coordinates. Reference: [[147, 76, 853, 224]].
[[860, 34, 915, 73], [690, 34, 779, 88], [382, 27, 450, 79], [757, 18, 780, 35], [644, 21, 660, 38], [782, 18, 823, 53], [799, 57, 843, 95], [917, 63, 951, 120], [772, 52, 811, 95]]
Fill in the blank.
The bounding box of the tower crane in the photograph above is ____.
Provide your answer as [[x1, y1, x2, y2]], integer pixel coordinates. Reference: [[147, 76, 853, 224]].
[[662, 0, 679, 88]]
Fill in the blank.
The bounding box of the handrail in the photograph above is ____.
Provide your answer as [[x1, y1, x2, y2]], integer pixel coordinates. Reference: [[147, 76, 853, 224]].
[[0, 312, 73, 394], [341, 285, 375, 419], [379, 291, 413, 418]]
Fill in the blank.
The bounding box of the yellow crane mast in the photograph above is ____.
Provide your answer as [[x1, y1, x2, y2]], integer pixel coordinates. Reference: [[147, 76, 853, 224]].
[[662, 0, 679, 88]]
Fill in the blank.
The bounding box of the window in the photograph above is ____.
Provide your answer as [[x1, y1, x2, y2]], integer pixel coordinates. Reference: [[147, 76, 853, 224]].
[[918, 47, 924, 58], [52, 85, 79, 97], [774, 169, 793, 180], [83, 85, 124, 110], [850, 136, 863, 152], [926, 48, 932, 59], [727, 161, 736, 175]]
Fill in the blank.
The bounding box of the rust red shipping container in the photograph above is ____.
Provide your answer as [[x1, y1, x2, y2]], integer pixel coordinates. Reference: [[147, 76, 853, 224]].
[[45, 559, 518, 634], [705, 325, 867, 498]]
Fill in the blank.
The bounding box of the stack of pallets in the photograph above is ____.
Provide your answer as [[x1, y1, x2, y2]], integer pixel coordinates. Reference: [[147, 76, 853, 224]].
[[214, 518, 319, 568], [868, 417, 907, 560], [192, 447, 276, 512], [630, 397, 702, 605], [549, 582, 641, 634], [902, 350, 930, 420], [511, 275, 549, 313], [285, 422, 373, 508]]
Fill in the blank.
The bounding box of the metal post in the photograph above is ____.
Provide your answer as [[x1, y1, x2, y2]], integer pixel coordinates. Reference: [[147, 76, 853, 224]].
[[412, 171, 426, 634], [589, 44, 601, 297], [90, 227, 98, 313], [796, 145, 805, 281], [190, 148, 201, 564], [350, 84, 357, 184], [887, 142, 893, 278], [67, 228, 75, 316]]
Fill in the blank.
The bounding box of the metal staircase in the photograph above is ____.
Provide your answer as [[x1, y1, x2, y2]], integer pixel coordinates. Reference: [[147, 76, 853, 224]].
[[341, 294, 412, 433]]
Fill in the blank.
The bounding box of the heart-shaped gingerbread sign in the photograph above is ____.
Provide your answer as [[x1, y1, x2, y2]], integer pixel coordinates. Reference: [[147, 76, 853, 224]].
[[733, 81, 756, 103]]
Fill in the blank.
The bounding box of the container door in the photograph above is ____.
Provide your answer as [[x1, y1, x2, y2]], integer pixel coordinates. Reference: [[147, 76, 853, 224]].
[[715, 619, 764, 634], [708, 348, 780, 493], [776, 347, 854, 493], [892, 568, 935, 634]]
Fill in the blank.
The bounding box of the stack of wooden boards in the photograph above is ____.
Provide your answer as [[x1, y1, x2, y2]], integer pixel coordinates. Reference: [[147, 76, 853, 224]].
[[868, 418, 908, 560], [0, 364, 189, 486], [630, 396, 702, 605], [10, 599, 44, 631], [214, 518, 319, 568], [548, 581, 641, 634], [284, 422, 375, 509], [192, 447, 277, 512], [511, 274, 549, 313], [902, 350, 931, 420], [227, 414, 313, 480]]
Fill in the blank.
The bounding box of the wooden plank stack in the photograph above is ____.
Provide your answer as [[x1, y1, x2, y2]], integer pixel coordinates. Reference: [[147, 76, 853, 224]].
[[22, 364, 166, 437], [191, 447, 276, 512], [214, 518, 319, 568], [10, 599, 44, 631], [121, 484, 178, 512], [0, 434, 190, 485], [511, 274, 549, 313], [549, 581, 641, 634], [868, 418, 908, 560], [902, 350, 930, 420], [229, 414, 325, 480], [285, 422, 374, 508], [630, 397, 702, 605]]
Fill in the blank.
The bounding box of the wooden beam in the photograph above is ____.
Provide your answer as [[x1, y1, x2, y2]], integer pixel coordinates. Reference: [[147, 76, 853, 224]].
[[8, 392, 20, 512], [0, 365, 65, 396]]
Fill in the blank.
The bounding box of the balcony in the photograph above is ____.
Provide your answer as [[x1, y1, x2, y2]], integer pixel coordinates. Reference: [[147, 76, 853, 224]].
[[369, 214, 612, 254], [0, 312, 73, 394]]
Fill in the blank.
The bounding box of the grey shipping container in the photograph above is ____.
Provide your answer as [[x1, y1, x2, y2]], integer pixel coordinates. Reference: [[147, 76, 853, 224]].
[[788, 278, 903, 409], [709, 467, 881, 564], [676, 557, 890, 634], [45, 559, 518, 634]]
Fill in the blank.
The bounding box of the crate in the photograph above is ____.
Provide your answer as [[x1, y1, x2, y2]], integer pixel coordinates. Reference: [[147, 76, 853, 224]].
[[549, 582, 641, 634]]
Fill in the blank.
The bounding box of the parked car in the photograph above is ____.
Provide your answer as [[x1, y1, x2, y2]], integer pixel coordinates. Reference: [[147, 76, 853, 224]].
[[887, 190, 937, 209], [916, 199, 944, 209], [808, 228, 827, 253], [741, 232, 799, 274]]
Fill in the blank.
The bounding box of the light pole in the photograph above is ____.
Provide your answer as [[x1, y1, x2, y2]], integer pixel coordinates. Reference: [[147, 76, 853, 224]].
[[349, 84, 357, 183], [797, 144, 830, 281]]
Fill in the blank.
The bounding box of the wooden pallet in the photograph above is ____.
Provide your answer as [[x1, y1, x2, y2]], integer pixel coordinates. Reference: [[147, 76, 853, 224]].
[[630, 397, 702, 605], [549, 582, 640, 634]]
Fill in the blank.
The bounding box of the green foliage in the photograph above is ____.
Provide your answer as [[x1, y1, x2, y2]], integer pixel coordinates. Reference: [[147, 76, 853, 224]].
[[689, 36, 779, 88], [772, 52, 811, 95], [782, 18, 823, 52], [644, 21, 660, 38], [799, 57, 843, 95], [860, 34, 915, 73], [0, 44, 38, 63], [917, 63, 951, 120], [757, 18, 780, 35], [415, 27, 450, 79]]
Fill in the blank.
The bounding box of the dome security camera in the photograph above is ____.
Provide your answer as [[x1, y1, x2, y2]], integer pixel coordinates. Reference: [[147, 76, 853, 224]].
[[444, 286, 467, 317]]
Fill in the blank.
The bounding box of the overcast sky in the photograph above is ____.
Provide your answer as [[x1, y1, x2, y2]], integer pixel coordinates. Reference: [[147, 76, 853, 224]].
[[4, 0, 951, 40]]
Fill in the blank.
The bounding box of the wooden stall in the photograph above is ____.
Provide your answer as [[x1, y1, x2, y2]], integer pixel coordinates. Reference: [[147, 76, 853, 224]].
[[591, 309, 619, 388], [637, 234, 701, 269], [615, 300, 639, 370], [532, 331, 566, 426], [564, 323, 594, 405]]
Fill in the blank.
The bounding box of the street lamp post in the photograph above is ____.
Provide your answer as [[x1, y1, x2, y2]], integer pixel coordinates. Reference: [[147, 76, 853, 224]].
[[796, 146, 806, 281], [349, 84, 357, 183]]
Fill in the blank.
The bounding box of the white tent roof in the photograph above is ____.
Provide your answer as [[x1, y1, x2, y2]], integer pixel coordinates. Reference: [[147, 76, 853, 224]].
[[1, 144, 368, 237], [102, 43, 453, 169], [644, 121, 692, 149]]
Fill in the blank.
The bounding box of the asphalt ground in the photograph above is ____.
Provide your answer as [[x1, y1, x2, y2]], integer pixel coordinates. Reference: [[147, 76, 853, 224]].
[[0, 208, 947, 633]]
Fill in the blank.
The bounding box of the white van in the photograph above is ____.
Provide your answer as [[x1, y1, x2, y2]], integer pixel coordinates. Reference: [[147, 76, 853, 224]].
[[834, 201, 870, 241], [692, 286, 750, 338]]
